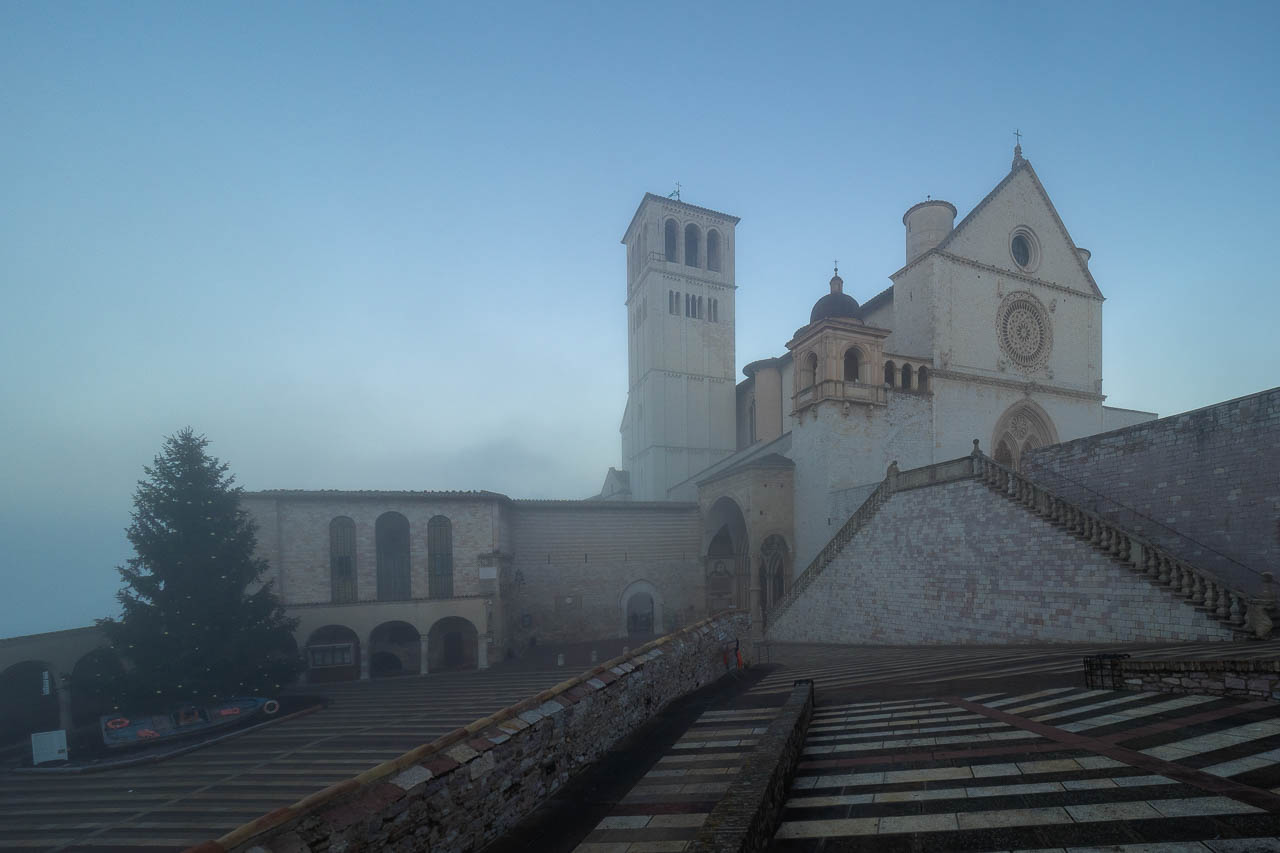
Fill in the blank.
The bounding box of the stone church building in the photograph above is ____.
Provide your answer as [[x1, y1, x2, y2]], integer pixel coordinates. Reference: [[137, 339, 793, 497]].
[[233, 146, 1275, 683]]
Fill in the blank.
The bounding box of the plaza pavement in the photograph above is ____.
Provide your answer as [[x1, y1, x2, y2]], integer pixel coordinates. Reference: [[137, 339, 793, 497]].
[[6, 640, 1280, 852]]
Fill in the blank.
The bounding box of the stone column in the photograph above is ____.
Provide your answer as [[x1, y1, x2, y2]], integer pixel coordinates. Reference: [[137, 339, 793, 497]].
[[57, 672, 73, 732], [419, 636, 430, 676], [478, 638, 489, 670], [359, 644, 371, 681]]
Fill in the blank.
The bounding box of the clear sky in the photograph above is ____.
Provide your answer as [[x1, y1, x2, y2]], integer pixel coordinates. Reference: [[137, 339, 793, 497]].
[[2, 1, 1277, 637]]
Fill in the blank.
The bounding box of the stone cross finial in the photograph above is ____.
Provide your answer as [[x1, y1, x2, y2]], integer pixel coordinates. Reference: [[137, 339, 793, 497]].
[[1012, 130, 1025, 168]]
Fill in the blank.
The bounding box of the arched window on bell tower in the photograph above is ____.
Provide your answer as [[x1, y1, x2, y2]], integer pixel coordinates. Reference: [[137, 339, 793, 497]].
[[707, 229, 722, 271], [801, 352, 818, 389], [684, 224, 701, 267], [664, 219, 678, 262], [844, 347, 860, 383]]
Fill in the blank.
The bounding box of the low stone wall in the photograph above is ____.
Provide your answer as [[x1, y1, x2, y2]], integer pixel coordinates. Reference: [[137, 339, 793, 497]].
[[689, 679, 814, 853], [1119, 659, 1280, 701], [190, 611, 749, 853]]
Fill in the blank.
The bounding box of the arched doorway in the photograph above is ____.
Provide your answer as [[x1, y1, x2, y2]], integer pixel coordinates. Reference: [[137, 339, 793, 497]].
[[70, 648, 126, 727], [427, 617, 479, 671], [621, 580, 663, 638], [369, 621, 421, 678], [704, 496, 748, 613], [304, 625, 360, 683], [991, 401, 1059, 471], [0, 660, 59, 747], [758, 535, 790, 624]]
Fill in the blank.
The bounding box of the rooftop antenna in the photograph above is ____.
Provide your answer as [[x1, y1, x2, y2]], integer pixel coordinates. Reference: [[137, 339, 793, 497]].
[[668, 182, 681, 201]]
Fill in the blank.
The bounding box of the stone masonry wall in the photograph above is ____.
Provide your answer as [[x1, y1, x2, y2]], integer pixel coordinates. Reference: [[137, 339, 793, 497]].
[[508, 502, 704, 648], [767, 478, 1234, 645], [1023, 387, 1280, 594], [204, 611, 750, 853], [1117, 659, 1280, 702]]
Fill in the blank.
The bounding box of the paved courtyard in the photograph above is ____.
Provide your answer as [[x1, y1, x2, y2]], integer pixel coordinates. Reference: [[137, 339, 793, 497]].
[[5, 641, 1280, 852]]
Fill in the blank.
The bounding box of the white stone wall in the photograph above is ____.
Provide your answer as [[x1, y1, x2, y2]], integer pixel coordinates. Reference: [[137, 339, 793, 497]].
[[790, 392, 934, 569], [621, 195, 739, 501], [931, 168, 1102, 397], [1102, 405, 1159, 432], [768, 478, 1235, 645], [930, 375, 1104, 462], [882, 260, 933, 361]]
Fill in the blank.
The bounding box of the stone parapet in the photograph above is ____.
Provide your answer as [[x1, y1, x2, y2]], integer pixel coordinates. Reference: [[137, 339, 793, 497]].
[[688, 679, 814, 853], [1118, 658, 1280, 701], [187, 611, 749, 853]]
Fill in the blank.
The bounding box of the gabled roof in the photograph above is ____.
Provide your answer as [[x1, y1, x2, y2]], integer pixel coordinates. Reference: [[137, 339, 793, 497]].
[[895, 156, 1103, 299]]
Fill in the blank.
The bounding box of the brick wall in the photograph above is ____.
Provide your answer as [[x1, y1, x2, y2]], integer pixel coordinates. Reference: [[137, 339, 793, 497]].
[[1023, 387, 1280, 594], [767, 478, 1233, 645], [203, 611, 751, 853]]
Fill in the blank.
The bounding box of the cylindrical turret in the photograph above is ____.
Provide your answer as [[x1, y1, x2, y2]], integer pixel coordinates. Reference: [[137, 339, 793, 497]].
[[903, 200, 957, 265], [1076, 247, 1091, 267]]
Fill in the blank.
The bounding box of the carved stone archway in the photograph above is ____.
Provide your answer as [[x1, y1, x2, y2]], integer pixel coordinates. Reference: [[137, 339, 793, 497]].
[[991, 400, 1059, 471]]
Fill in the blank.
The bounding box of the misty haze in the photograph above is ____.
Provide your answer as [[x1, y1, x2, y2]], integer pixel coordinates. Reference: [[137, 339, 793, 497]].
[[2, 3, 1278, 852]]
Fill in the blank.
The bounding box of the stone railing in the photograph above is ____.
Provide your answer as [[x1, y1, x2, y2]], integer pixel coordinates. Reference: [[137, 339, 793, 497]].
[[188, 611, 750, 853], [765, 481, 889, 629], [765, 456, 979, 629], [973, 450, 1275, 639]]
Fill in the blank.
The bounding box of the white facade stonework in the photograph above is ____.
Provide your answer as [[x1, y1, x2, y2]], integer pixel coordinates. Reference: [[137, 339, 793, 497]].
[[767, 479, 1235, 645]]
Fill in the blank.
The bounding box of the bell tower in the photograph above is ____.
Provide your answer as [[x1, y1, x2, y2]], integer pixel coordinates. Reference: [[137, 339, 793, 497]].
[[619, 193, 740, 501]]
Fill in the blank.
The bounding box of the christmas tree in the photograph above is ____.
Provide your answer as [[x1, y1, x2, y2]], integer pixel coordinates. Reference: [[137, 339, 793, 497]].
[[99, 428, 302, 707]]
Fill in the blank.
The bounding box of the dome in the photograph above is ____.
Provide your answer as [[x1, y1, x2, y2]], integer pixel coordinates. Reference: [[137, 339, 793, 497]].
[[809, 269, 860, 323]]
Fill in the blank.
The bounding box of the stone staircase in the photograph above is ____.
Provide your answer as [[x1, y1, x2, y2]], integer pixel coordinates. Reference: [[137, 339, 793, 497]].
[[765, 451, 1273, 639], [764, 479, 891, 629], [972, 451, 1269, 639]]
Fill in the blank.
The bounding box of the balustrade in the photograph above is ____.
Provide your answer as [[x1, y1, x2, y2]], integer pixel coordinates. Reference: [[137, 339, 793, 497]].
[[976, 451, 1262, 637]]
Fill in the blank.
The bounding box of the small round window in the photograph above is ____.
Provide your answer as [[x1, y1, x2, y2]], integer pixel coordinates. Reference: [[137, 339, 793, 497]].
[[1009, 227, 1040, 271]]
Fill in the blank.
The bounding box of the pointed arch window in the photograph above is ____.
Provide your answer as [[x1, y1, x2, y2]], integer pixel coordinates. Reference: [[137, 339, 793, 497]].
[[427, 515, 454, 599], [759, 535, 789, 620], [684, 224, 700, 267], [707, 229, 721, 271], [375, 512, 411, 601], [329, 517, 357, 604], [664, 219, 678, 262]]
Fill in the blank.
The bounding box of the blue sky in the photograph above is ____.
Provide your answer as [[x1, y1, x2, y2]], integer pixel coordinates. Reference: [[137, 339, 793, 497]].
[[2, 1, 1277, 636]]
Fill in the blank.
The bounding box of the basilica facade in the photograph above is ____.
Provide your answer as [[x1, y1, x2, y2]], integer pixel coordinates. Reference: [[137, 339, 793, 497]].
[[241, 147, 1156, 682]]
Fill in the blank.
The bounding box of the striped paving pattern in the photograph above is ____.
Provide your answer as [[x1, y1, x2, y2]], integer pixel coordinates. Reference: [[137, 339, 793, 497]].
[[572, 705, 782, 852], [772, 686, 1280, 851], [0, 666, 573, 852]]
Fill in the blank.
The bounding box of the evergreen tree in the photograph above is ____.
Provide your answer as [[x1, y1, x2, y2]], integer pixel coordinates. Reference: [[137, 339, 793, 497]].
[[99, 428, 301, 707]]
